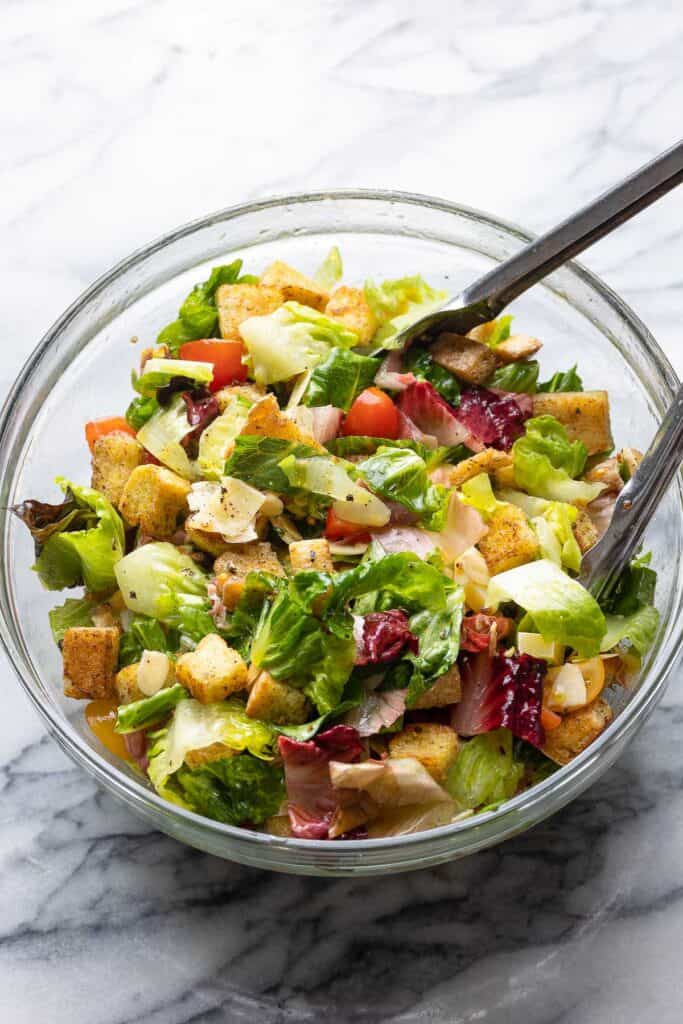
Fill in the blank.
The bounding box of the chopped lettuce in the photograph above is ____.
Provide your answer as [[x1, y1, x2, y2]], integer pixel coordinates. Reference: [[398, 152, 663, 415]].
[[114, 542, 209, 625], [488, 360, 539, 394], [223, 571, 285, 659], [538, 365, 583, 393], [156, 260, 244, 353], [148, 698, 276, 793], [487, 558, 606, 657], [240, 302, 358, 385], [304, 348, 379, 411], [357, 446, 450, 530], [483, 315, 513, 348], [22, 479, 125, 593], [119, 614, 178, 667], [512, 416, 603, 505], [600, 552, 657, 615], [175, 754, 285, 826], [405, 585, 464, 705], [404, 346, 461, 406], [197, 393, 253, 479], [115, 683, 188, 734], [224, 435, 320, 493], [364, 275, 447, 350], [280, 454, 390, 528], [600, 606, 659, 656], [48, 596, 97, 643], [529, 501, 581, 573], [445, 730, 523, 809], [126, 392, 159, 430], [459, 473, 505, 519], [313, 245, 343, 290], [136, 393, 197, 480], [135, 358, 213, 395]]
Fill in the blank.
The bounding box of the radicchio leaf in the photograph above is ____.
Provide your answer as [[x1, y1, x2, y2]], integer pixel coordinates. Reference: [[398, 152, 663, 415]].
[[397, 382, 470, 446], [10, 492, 85, 553], [180, 388, 220, 459], [460, 613, 515, 654], [454, 387, 531, 451], [355, 610, 419, 666], [452, 651, 546, 747]]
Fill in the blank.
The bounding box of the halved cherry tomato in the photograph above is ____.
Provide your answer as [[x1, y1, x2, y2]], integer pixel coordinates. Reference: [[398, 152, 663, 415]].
[[179, 339, 248, 390], [324, 507, 371, 544], [85, 417, 136, 453], [541, 706, 562, 732], [342, 387, 400, 439]]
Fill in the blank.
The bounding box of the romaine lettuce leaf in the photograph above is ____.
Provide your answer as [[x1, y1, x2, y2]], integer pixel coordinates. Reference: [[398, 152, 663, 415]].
[[135, 358, 213, 395], [119, 614, 178, 667], [537, 365, 583, 393], [313, 245, 343, 290], [600, 552, 657, 615], [364, 275, 447, 350], [357, 446, 449, 530], [600, 605, 659, 655], [240, 302, 358, 385], [404, 346, 461, 406], [483, 315, 513, 347], [405, 585, 464, 705], [175, 754, 285, 826], [512, 415, 603, 505], [115, 683, 188, 734], [136, 393, 197, 480], [224, 435, 320, 493], [488, 360, 539, 394], [48, 597, 97, 643], [156, 260, 244, 353], [304, 348, 379, 411], [530, 501, 581, 573], [279, 453, 390, 528], [444, 729, 523, 809], [197, 393, 253, 479], [114, 542, 209, 624], [487, 558, 606, 656], [126, 392, 159, 430], [459, 472, 506, 519], [27, 479, 125, 593]]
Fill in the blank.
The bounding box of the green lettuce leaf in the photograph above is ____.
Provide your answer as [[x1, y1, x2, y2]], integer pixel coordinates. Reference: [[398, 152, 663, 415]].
[[279, 453, 390, 527], [30, 479, 125, 593], [326, 435, 470, 467], [240, 301, 358, 385], [223, 571, 285, 659], [537, 365, 584, 393], [115, 683, 188, 734], [364, 275, 447, 350], [273, 681, 363, 741], [529, 500, 581, 573], [134, 358, 213, 396], [197, 392, 253, 479], [313, 245, 343, 290], [156, 260, 244, 353], [126, 393, 159, 430], [224, 435, 320, 493], [48, 597, 97, 644], [487, 557, 606, 656], [114, 542, 209, 623], [304, 348, 379, 411], [406, 585, 464, 705], [483, 315, 513, 347], [136, 393, 197, 480], [445, 729, 523, 809], [459, 472, 506, 519], [600, 605, 659, 655], [600, 552, 657, 615], [175, 754, 285, 826], [119, 614, 178, 667], [357, 446, 450, 530], [488, 360, 539, 394], [404, 345, 461, 405], [512, 415, 603, 504]]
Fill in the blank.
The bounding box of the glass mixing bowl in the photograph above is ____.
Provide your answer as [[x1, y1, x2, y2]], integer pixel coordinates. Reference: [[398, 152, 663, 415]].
[[1, 191, 681, 876]]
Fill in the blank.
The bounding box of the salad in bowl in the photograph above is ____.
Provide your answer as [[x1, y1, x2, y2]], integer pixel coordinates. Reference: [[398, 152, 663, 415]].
[[13, 247, 659, 842]]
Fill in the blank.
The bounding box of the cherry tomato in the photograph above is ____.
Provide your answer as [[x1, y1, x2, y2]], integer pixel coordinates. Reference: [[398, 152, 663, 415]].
[[179, 339, 248, 390], [541, 706, 562, 732], [342, 387, 400, 439], [324, 508, 372, 544], [85, 417, 136, 453]]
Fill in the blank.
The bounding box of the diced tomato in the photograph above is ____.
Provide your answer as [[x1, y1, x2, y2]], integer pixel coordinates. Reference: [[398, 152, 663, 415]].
[[324, 508, 371, 544], [85, 417, 136, 453], [541, 706, 562, 732], [342, 387, 400, 439], [179, 339, 248, 390]]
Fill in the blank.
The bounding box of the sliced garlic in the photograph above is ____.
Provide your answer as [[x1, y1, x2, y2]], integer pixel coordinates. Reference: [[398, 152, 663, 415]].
[[137, 650, 171, 697]]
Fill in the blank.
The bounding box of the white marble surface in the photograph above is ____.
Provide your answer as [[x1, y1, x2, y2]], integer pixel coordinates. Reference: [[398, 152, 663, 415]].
[[2, 1, 683, 1021]]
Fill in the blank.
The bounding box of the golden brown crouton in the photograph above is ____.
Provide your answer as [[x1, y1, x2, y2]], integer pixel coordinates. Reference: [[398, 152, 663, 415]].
[[492, 334, 542, 364], [433, 449, 512, 488], [119, 465, 191, 538], [260, 260, 329, 311], [618, 446, 642, 480], [477, 504, 539, 575], [325, 286, 377, 345], [240, 394, 325, 452], [531, 392, 613, 455], [389, 723, 460, 781], [289, 538, 334, 573], [214, 383, 265, 414], [216, 283, 283, 341], [214, 541, 285, 610], [412, 665, 462, 709], [184, 742, 235, 770], [91, 432, 145, 508], [63, 627, 120, 700], [542, 697, 613, 765], [246, 670, 309, 725], [185, 525, 231, 557], [573, 509, 599, 554], [114, 663, 144, 705], [430, 332, 499, 385], [175, 634, 248, 704]]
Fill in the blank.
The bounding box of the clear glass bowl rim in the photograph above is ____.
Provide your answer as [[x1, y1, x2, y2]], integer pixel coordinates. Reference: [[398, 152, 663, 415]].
[[1, 187, 681, 872]]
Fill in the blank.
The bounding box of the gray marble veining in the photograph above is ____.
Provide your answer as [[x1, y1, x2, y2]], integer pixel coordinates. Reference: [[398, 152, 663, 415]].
[[1, 1, 683, 1021]]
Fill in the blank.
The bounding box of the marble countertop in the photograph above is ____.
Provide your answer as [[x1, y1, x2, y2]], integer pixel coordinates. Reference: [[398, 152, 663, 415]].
[[2, 2, 683, 1021]]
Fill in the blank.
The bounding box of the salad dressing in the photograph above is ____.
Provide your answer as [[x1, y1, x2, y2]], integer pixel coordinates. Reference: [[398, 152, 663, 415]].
[[85, 699, 129, 761]]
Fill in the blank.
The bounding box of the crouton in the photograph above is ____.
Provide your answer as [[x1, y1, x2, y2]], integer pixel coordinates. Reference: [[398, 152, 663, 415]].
[[91, 432, 145, 508], [412, 665, 462, 709], [618, 446, 643, 480], [184, 742, 235, 770], [119, 464, 191, 538], [432, 449, 512, 488], [246, 670, 309, 725], [325, 286, 377, 345], [388, 722, 459, 781], [573, 509, 599, 553], [492, 334, 542, 364], [214, 541, 285, 610], [531, 392, 613, 455], [216, 283, 283, 341], [542, 697, 613, 765], [114, 663, 144, 705], [175, 634, 248, 704], [430, 332, 498, 385], [477, 504, 539, 575], [185, 525, 231, 557], [289, 538, 334, 573], [63, 627, 120, 700], [240, 394, 325, 452], [260, 260, 329, 311], [585, 456, 623, 493], [214, 383, 265, 414]]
